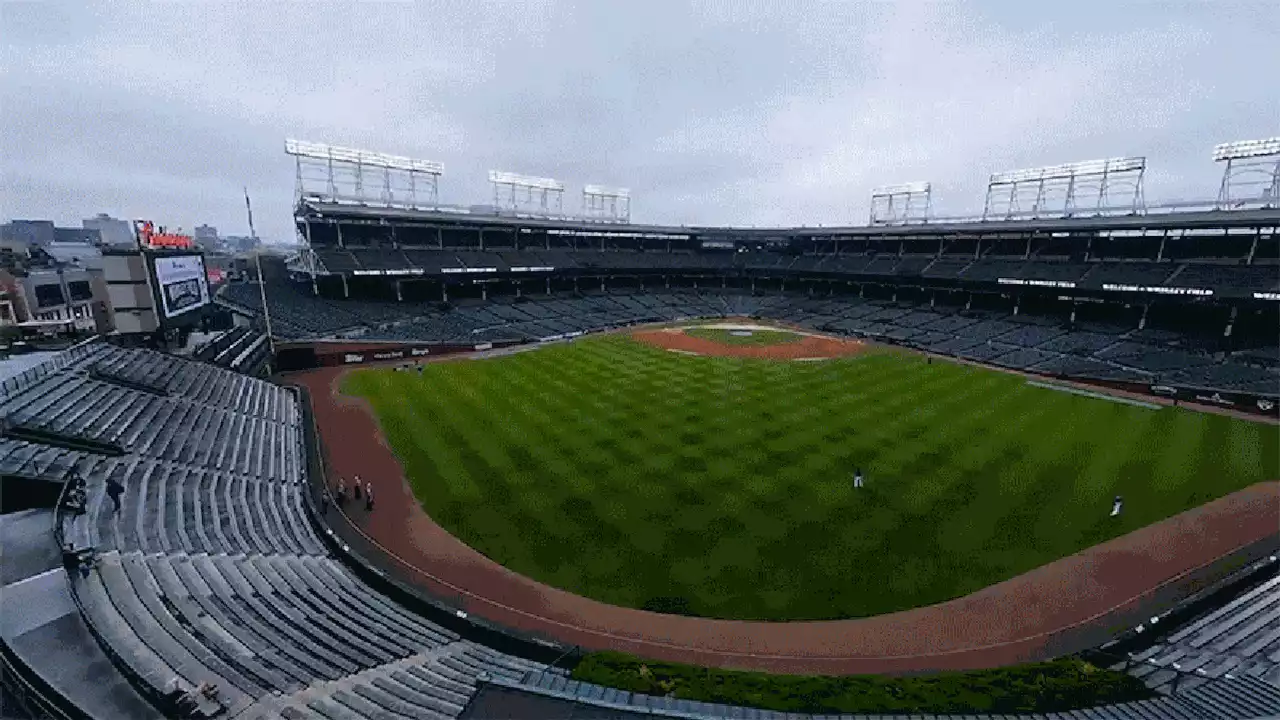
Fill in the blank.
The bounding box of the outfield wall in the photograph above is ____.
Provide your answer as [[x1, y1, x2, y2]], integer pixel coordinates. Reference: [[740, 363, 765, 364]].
[[274, 338, 527, 370]]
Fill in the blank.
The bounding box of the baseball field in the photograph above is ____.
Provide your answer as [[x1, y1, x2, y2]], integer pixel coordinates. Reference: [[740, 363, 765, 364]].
[[342, 327, 1279, 622]]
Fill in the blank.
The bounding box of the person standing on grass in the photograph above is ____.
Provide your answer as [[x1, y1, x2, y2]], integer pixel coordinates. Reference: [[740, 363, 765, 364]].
[[853, 468, 864, 489], [365, 480, 374, 511], [106, 476, 124, 513], [1111, 495, 1124, 518]]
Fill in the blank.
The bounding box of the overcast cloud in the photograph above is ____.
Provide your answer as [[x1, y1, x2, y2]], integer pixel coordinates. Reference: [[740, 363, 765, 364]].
[[2, 0, 1277, 242]]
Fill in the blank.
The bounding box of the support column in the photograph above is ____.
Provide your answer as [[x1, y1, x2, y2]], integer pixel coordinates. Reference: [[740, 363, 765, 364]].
[[546, 277, 551, 295], [437, 228, 444, 249], [341, 274, 349, 298], [395, 281, 403, 302], [482, 285, 488, 301], [336, 224, 345, 248], [442, 284, 448, 303]]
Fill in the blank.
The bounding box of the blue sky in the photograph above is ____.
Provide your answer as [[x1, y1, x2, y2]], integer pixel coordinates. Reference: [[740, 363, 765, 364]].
[[2, 0, 1277, 241]]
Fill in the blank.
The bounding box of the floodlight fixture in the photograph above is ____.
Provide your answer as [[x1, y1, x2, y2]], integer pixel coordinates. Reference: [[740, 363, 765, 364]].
[[582, 184, 632, 223], [983, 156, 1146, 220], [285, 138, 444, 210], [872, 181, 932, 196], [583, 184, 631, 199], [1213, 137, 1280, 162], [1214, 136, 1280, 209], [285, 139, 444, 175], [488, 170, 564, 192], [490, 170, 567, 216], [989, 157, 1145, 185], [869, 181, 933, 225]]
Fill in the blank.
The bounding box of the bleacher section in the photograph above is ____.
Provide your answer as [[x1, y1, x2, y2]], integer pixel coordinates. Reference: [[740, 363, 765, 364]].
[[2, 340, 568, 719], [215, 278, 1280, 400], [1116, 575, 1280, 692], [194, 327, 270, 375]]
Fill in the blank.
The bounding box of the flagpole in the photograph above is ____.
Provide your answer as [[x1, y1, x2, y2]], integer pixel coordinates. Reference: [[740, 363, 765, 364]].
[[246, 186, 276, 369]]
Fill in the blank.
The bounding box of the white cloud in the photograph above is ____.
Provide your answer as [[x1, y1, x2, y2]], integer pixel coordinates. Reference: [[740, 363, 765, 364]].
[[1, 0, 1277, 240]]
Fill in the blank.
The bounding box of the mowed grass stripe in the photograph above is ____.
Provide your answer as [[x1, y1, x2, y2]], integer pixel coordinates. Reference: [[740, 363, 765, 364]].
[[345, 336, 1280, 621]]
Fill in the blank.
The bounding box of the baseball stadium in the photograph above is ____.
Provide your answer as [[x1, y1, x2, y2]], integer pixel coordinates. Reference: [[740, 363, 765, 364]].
[[2, 138, 1280, 720]]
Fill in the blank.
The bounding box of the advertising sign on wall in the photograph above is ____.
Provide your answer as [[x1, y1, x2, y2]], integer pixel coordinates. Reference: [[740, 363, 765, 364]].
[[153, 254, 211, 318]]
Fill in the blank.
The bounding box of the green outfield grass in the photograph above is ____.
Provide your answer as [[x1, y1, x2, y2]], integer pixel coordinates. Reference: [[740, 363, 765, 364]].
[[344, 335, 1279, 621], [683, 327, 801, 346]]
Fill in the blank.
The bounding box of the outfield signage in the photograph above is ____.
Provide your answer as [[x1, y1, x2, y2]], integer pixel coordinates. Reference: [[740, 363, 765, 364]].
[[441, 267, 498, 274], [510, 266, 555, 272], [1102, 283, 1213, 296], [998, 277, 1076, 288], [1253, 292, 1280, 301], [1145, 383, 1278, 416], [351, 269, 426, 276]]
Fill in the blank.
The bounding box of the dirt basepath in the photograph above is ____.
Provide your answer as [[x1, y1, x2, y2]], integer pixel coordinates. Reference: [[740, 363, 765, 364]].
[[295, 357, 1280, 675], [632, 326, 865, 360]]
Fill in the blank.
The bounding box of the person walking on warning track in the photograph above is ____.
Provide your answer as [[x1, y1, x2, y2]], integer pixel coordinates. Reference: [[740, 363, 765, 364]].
[[106, 476, 125, 513], [853, 468, 864, 489], [1111, 495, 1124, 518], [365, 481, 374, 511], [353, 475, 362, 500]]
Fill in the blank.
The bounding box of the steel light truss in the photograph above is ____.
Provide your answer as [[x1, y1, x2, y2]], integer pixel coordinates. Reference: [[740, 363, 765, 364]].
[[1214, 137, 1280, 210], [489, 170, 566, 215], [285, 139, 443, 209], [982, 156, 1146, 221], [1213, 137, 1280, 162], [869, 181, 933, 225], [488, 170, 564, 192], [582, 184, 632, 223]]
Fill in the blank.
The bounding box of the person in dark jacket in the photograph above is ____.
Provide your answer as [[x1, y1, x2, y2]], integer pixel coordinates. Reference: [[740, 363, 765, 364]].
[[353, 474, 362, 500], [365, 480, 374, 511], [106, 477, 124, 513], [336, 479, 347, 507]]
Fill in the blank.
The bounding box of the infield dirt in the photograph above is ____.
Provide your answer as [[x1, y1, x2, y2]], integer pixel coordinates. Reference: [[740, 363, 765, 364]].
[[631, 326, 865, 360]]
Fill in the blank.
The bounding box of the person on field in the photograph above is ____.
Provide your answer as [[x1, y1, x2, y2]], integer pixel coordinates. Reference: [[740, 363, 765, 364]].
[[336, 479, 347, 507], [365, 480, 374, 511], [1111, 495, 1124, 518], [353, 475, 362, 500], [106, 476, 125, 513], [853, 468, 864, 489]]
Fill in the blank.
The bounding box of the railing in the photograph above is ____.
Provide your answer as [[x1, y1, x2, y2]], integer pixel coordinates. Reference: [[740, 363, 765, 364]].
[[50, 465, 182, 719]]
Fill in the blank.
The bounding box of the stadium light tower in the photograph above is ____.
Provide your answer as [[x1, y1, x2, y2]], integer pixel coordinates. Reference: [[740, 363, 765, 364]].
[[582, 184, 631, 223], [284, 139, 444, 209], [982, 157, 1146, 221], [1214, 137, 1280, 210], [489, 171, 565, 216], [869, 182, 932, 225]]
